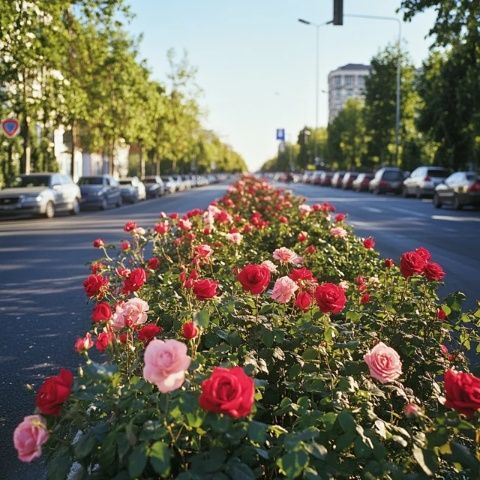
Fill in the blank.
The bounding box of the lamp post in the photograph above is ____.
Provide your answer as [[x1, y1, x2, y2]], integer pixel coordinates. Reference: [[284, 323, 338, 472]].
[[344, 13, 402, 166], [298, 18, 330, 165]]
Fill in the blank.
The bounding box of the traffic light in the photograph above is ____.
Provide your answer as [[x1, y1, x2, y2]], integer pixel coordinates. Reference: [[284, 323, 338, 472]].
[[333, 0, 343, 25]]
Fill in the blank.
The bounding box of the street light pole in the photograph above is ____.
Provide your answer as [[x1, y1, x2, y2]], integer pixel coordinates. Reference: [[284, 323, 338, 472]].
[[298, 19, 330, 166], [344, 13, 402, 166]]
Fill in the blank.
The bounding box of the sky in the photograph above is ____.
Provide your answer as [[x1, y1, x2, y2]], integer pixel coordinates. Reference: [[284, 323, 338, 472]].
[[127, 1, 437, 171]]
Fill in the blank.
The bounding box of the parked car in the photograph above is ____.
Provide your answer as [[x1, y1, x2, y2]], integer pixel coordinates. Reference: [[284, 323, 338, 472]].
[[319, 171, 334, 186], [331, 171, 346, 188], [352, 173, 374, 192], [433, 171, 480, 210], [311, 171, 324, 185], [369, 168, 404, 195], [78, 175, 122, 210], [0, 173, 81, 218], [173, 175, 186, 191], [161, 176, 177, 194], [341, 172, 359, 189], [119, 177, 146, 203], [142, 176, 165, 198], [403, 166, 450, 198]]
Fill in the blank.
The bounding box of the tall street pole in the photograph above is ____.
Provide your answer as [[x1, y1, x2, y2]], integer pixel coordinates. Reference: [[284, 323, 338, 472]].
[[298, 19, 330, 166], [344, 14, 402, 166]]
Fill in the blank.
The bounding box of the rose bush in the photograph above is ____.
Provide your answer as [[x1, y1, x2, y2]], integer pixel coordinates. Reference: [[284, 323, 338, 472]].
[[14, 175, 480, 479]]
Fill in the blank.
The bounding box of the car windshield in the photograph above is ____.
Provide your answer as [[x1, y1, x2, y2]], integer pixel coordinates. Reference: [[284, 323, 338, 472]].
[[161, 177, 170, 182], [427, 169, 449, 178], [10, 175, 51, 188], [143, 178, 156, 183], [383, 171, 402, 181], [119, 180, 133, 185], [78, 177, 103, 185]]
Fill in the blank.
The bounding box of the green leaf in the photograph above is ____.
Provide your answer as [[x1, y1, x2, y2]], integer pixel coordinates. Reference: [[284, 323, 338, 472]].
[[191, 447, 226, 474], [413, 446, 434, 476], [226, 460, 256, 480], [303, 347, 318, 361], [149, 441, 172, 476], [128, 446, 147, 478], [74, 432, 96, 460], [47, 447, 72, 480], [194, 310, 210, 328], [248, 421, 268, 443], [277, 450, 309, 479], [338, 410, 356, 433]]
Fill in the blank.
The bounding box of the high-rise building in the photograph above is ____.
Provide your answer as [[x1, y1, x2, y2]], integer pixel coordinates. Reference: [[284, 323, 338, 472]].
[[328, 64, 370, 123]]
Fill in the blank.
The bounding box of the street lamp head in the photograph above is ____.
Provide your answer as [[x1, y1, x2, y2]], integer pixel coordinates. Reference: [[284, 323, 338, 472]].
[[298, 18, 311, 25]]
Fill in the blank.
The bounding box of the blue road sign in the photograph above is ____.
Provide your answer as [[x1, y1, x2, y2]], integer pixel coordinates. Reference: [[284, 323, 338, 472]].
[[276, 128, 285, 141]]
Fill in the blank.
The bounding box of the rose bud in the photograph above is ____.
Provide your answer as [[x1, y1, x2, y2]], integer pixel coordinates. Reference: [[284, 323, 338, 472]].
[[93, 238, 104, 248], [363, 237, 375, 249], [182, 321, 199, 340], [121, 240, 130, 251]]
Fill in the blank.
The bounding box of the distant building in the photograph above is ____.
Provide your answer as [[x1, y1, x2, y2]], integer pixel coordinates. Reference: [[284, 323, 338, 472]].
[[328, 63, 370, 122]]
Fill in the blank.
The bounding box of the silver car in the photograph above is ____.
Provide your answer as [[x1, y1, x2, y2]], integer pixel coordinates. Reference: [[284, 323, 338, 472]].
[[0, 173, 81, 218], [403, 166, 450, 198]]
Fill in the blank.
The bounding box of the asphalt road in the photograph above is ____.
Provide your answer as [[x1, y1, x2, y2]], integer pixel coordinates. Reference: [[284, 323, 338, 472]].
[[286, 182, 480, 308], [0, 184, 228, 480], [1, 180, 479, 479]]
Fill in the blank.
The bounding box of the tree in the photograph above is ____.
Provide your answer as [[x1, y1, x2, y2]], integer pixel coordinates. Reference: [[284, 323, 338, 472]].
[[326, 98, 367, 170], [296, 127, 327, 170], [363, 45, 419, 169]]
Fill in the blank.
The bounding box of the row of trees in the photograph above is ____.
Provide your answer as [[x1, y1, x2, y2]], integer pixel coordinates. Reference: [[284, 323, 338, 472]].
[[262, 0, 479, 173], [0, 0, 246, 187]]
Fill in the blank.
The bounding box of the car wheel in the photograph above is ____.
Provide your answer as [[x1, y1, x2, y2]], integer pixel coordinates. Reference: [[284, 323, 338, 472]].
[[453, 195, 463, 210], [402, 187, 409, 198], [415, 187, 423, 199], [116, 196, 122, 208], [69, 198, 80, 215], [433, 193, 442, 209], [101, 197, 108, 210], [44, 201, 55, 219], [374, 187, 380, 195]]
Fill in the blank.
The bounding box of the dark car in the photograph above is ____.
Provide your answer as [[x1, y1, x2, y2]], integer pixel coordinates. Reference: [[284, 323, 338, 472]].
[[341, 172, 359, 189], [78, 175, 122, 210], [331, 171, 346, 188], [369, 168, 404, 195], [403, 166, 450, 198], [0, 173, 81, 218], [319, 171, 334, 186], [142, 176, 165, 198], [433, 171, 480, 210], [352, 173, 374, 192]]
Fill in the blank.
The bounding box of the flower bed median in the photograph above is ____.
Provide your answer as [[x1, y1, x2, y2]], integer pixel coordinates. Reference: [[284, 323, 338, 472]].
[[14, 176, 480, 479]]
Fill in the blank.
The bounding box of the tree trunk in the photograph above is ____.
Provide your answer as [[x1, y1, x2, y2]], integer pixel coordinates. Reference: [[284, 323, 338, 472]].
[[70, 120, 76, 179], [139, 144, 145, 179], [155, 153, 160, 176]]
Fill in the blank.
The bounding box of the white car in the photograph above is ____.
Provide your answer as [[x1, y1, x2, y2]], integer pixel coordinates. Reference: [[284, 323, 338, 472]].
[[0, 173, 81, 218], [119, 177, 146, 203]]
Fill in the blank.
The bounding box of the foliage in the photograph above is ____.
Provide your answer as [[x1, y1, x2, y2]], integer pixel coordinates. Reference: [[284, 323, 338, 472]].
[[15, 176, 480, 479]]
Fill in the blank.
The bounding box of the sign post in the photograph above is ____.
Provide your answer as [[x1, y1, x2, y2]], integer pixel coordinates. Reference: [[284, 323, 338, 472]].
[[276, 128, 285, 141], [1, 118, 20, 138]]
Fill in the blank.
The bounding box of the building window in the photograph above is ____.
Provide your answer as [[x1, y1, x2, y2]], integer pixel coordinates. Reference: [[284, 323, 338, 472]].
[[334, 76, 341, 87], [357, 76, 365, 89], [344, 75, 354, 87]]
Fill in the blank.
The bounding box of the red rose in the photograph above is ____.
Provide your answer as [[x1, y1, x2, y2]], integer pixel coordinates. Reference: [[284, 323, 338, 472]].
[[305, 245, 316, 255], [154, 222, 169, 235], [182, 321, 199, 339], [92, 302, 112, 323], [279, 216, 288, 224], [384, 258, 394, 268], [35, 369, 73, 416], [399, 251, 427, 278], [297, 231, 308, 242], [93, 238, 104, 248], [147, 257, 160, 270], [415, 247, 431, 261], [437, 308, 448, 321], [360, 293, 370, 304], [335, 213, 346, 222], [199, 366, 255, 418], [289, 267, 314, 283], [96, 331, 114, 352], [121, 240, 130, 251], [138, 324, 162, 344], [122, 268, 147, 294], [315, 283, 346, 314], [295, 291, 314, 311], [169, 212, 178, 220], [237, 264, 271, 295], [444, 369, 480, 416], [193, 278, 218, 300], [124, 221, 137, 232], [83, 274, 109, 298], [363, 237, 375, 249], [424, 261, 445, 281]]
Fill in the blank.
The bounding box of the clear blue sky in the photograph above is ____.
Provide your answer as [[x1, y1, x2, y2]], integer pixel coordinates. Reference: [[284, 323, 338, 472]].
[[127, 1, 436, 171]]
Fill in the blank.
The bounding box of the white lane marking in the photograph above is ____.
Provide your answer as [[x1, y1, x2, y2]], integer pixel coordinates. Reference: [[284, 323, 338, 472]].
[[389, 207, 427, 218], [431, 215, 480, 223], [362, 207, 382, 213]]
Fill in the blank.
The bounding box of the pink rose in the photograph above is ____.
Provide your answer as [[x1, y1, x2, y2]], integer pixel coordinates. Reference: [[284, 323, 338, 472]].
[[271, 276, 298, 303], [74, 332, 93, 353], [364, 342, 402, 384], [299, 204, 312, 215], [261, 260, 278, 273], [226, 232, 243, 245], [194, 244, 213, 259], [111, 298, 149, 330], [143, 339, 191, 392], [13, 415, 49, 462], [330, 226, 347, 238], [272, 247, 298, 264]]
